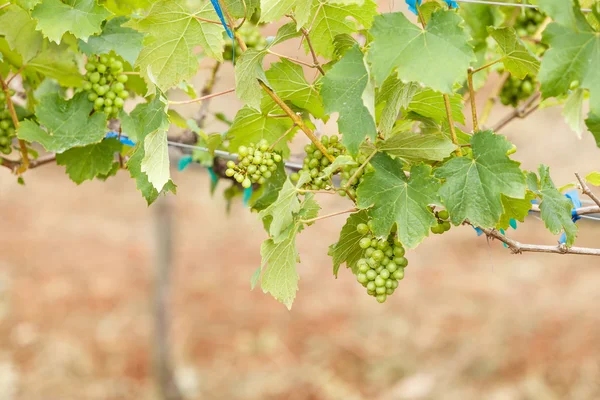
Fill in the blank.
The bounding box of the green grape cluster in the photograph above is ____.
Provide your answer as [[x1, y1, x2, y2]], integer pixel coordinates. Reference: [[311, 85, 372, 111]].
[[225, 139, 282, 188], [223, 24, 268, 62], [291, 135, 344, 190], [0, 92, 16, 155], [514, 8, 546, 39], [81, 55, 129, 118], [355, 222, 408, 304], [430, 208, 451, 235], [499, 69, 535, 107]]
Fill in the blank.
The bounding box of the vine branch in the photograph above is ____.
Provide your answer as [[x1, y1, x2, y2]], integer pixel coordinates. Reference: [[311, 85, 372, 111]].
[[575, 172, 600, 208], [492, 91, 540, 132], [478, 226, 600, 256], [168, 88, 235, 105], [443, 94, 462, 156], [0, 74, 29, 173], [467, 67, 478, 132], [287, 15, 326, 76]]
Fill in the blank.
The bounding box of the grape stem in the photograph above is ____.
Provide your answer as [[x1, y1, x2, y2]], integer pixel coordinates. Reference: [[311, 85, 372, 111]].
[[443, 94, 462, 157], [0, 3, 9, 11], [6, 65, 26, 86], [344, 149, 378, 191], [267, 50, 320, 69], [467, 67, 478, 132], [269, 123, 296, 152], [472, 58, 503, 74], [0, 75, 29, 173], [0, 154, 56, 173], [476, 225, 600, 256], [168, 88, 235, 105], [296, 188, 337, 195], [193, 15, 224, 25], [300, 207, 358, 224], [217, 0, 336, 163], [287, 15, 326, 76], [491, 91, 540, 132], [575, 173, 600, 208]]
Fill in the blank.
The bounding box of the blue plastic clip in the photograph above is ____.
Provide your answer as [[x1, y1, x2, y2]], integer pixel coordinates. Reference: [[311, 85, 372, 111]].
[[207, 166, 218, 184], [209, 0, 235, 62], [243, 186, 253, 207], [105, 131, 135, 147], [178, 156, 193, 171], [406, 0, 458, 15]]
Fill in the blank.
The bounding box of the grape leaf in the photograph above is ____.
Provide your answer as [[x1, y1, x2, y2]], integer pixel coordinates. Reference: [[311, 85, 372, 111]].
[[321, 45, 377, 155], [78, 16, 144, 65], [407, 88, 465, 125], [101, 0, 152, 16], [496, 192, 535, 230], [56, 138, 122, 184], [258, 174, 310, 243], [306, 0, 377, 58], [141, 129, 170, 192], [234, 48, 269, 110], [228, 105, 294, 158], [320, 155, 357, 179], [538, 0, 590, 31], [26, 42, 82, 87], [586, 172, 600, 186], [260, 0, 296, 23], [265, 60, 325, 119], [487, 26, 540, 79], [32, 0, 111, 43], [376, 76, 420, 137], [0, 5, 43, 62], [368, 10, 474, 93], [258, 194, 318, 309], [127, 141, 177, 205], [538, 12, 600, 119], [129, 0, 225, 91], [435, 130, 526, 228], [119, 93, 169, 142], [357, 154, 441, 248], [251, 162, 287, 211], [226, 0, 259, 18], [14, 0, 42, 9], [329, 210, 369, 277], [529, 165, 578, 247], [562, 88, 586, 138], [18, 92, 107, 153], [378, 131, 457, 163]]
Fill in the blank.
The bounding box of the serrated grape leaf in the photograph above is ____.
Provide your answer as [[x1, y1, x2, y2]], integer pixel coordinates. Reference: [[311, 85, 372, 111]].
[[357, 154, 440, 248], [119, 93, 169, 142], [329, 210, 369, 277], [32, 0, 111, 43], [496, 192, 535, 230], [270, 22, 303, 47], [376, 76, 420, 137], [18, 92, 107, 153], [226, 0, 259, 18], [228, 105, 294, 158], [141, 129, 170, 192], [368, 10, 474, 93], [333, 33, 359, 59], [321, 45, 376, 155], [562, 88, 586, 139], [378, 131, 457, 163], [129, 0, 225, 91], [26, 42, 82, 87], [127, 142, 176, 205], [0, 5, 43, 62], [260, 0, 296, 22], [251, 162, 287, 211], [56, 138, 122, 184], [79, 16, 144, 65], [538, 12, 600, 123], [530, 165, 578, 247], [435, 130, 526, 228], [407, 88, 465, 124], [538, 0, 591, 31], [258, 174, 310, 243], [586, 172, 600, 186], [96, 162, 120, 181], [265, 60, 325, 119], [487, 26, 540, 79], [306, 0, 377, 58], [258, 194, 318, 309], [234, 48, 269, 110], [586, 112, 600, 147], [15, 0, 42, 9]]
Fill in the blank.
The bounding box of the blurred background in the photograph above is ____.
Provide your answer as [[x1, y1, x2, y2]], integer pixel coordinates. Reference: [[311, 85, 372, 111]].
[[1, 1, 600, 399]]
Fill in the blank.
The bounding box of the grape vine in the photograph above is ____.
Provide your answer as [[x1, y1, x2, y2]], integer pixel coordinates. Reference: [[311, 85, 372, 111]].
[[1, 0, 600, 309]]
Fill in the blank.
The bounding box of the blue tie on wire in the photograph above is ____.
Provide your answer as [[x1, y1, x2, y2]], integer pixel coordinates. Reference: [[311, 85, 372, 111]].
[[406, 0, 459, 14], [243, 187, 253, 207], [178, 156, 193, 171], [559, 190, 582, 245], [105, 131, 135, 146]]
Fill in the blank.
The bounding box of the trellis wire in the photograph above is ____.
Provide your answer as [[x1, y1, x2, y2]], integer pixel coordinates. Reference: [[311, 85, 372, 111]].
[[453, 0, 593, 13], [166, 140, 600, 222]]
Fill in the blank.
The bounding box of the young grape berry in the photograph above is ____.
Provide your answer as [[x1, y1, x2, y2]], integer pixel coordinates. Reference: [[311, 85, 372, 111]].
[[225, 139, 281, 188], [0, 91, 17, 155], [430, 207, 451, 235], [81, 55, 129, 119], [291, 135, 345, 190], [354, 221, 408, 303]]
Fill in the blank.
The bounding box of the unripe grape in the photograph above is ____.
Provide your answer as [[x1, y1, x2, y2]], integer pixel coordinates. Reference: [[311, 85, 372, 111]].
[[117, 74, 128, 83], [374, 276, 385, 287], [0, 120, 10, 130], [365, 248, 375, 258], [376, 294, 387, 303], [225, 168, 235, 177], [375, 286, 386, 295], [366, 270, 377, 281], [82, 81, 93, 91], [290, 172, 299, 181], [385, 279, 393, 289], [437, 210, 449, 220], [119, 90, 129, 99], [89, 72, 100, 83], [356, 223, 369, 235], [366, 281, 376, 292], [372, 250, 384, 262], [94, 98, 105, 107], [393, 269, 405, 280], [104, 106, 113, 115], [359, 238, 371, 249], [114, 97, 124, 108], [357, 273, 368, 284], [99, 55, 109, 64], [97, 64, 107, 73], [234, 173, 244, 183], [380, 269, 390, 279]]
